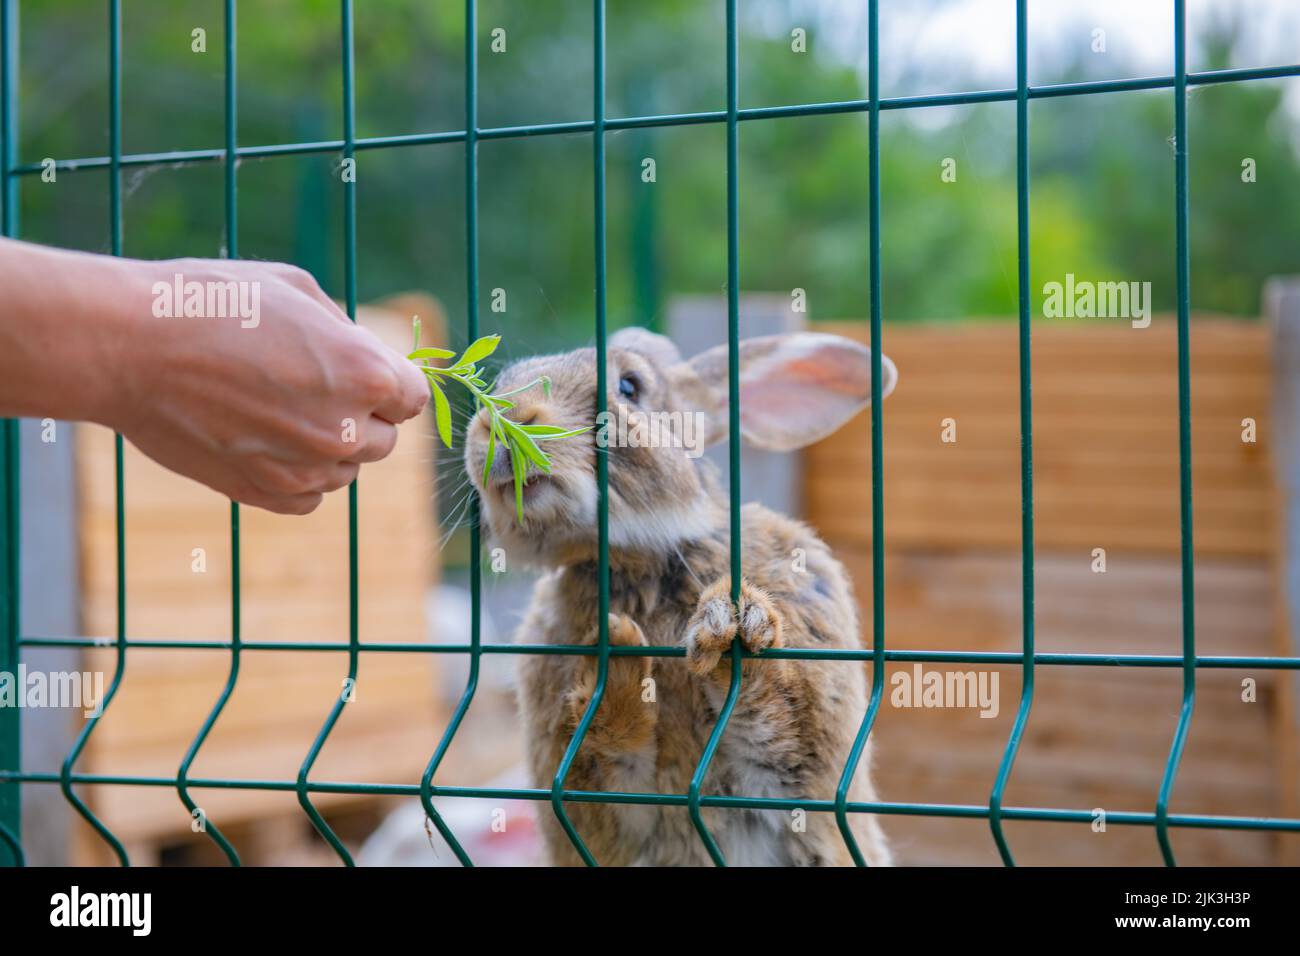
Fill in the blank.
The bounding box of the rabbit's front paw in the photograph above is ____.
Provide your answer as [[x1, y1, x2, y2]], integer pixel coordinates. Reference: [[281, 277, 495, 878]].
[[683, 579, 783, 676], [564, 614, 657, 753]]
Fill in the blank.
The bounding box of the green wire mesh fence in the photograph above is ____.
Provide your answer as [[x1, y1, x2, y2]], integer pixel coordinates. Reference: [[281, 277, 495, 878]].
[[3, 0, 1300, 868]]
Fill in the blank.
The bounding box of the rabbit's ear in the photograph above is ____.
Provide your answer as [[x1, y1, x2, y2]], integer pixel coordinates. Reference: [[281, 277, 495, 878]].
[[675, 333, 896, 452]]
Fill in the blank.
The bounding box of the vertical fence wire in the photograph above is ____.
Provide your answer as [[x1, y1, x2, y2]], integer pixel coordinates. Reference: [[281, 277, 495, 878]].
[[295, 0, 358, 865], [176, 0, 242, 867], [419, 0, 480, 868], [834, 0, 884, 867], [0, 0, 10, 235], [59, 0, 129, 866], [686, 0, 744, 866], [0, 0, 21, 869], [988, 0, 1036, 867], [548, 0, 610, 867], [0, 407, 16, 867], [1155, 0, 1196, 868]]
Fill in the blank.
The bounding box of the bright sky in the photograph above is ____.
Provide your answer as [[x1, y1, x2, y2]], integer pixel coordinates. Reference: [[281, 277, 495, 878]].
[[801, 0, 1300, 118], [887, 0, 1299, 75]]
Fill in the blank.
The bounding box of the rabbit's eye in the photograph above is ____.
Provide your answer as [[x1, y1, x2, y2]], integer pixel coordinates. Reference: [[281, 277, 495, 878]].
[[618, 374, 640, 401]]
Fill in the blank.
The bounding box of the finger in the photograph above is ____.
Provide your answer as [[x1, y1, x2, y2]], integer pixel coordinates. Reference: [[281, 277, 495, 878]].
[[268, 491, 325, 516], [344, 416, 399, 464], [300, 282, 352, 326], [272, 264, 353, 325], [305, 461, 360, 494], [245, 457, 353, 499], [237, 487, 324, 516], [372, 351, 431, 424]]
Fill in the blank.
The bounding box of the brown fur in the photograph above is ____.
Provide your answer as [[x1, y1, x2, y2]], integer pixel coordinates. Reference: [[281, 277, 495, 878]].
[[464, 328, 893, 866]]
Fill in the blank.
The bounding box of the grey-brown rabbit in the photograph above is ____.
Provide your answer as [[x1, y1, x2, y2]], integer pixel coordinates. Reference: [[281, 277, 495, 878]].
[[464, 327, 896, 866]]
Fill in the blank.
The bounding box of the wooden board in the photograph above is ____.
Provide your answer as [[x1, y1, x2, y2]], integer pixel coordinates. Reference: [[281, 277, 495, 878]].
[[837, 548, 1286, 865], [804, 319, 1289, 865], [806, 319, 1275, 558]]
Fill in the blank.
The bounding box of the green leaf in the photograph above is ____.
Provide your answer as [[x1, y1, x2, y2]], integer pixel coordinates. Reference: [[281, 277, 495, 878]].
[[430, 380, 453, 448], [522, 424, 589, 439], [510, 438, 526, 522], [502, 420, 551, 474], [482, 425, 496, 485], [456, 334, 501, 369], [401, 332, 592, 523], [491, 379, 535, 400]]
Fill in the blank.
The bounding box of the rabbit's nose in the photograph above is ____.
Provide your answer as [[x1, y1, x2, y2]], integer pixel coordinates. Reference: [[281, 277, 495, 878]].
[[506, 405, 540, 427]]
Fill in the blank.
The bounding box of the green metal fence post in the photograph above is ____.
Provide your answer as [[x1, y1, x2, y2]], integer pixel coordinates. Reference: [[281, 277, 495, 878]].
[[419, 0, 480, 868], [176, 0, 242, 866], [548, 0, 611, 867], [686, 0, 745, 867], [59, 0, 129, 867], [988, 0, 1036, 867], [1155, 0, 1197, 868], [835, 0, 885, 867], [0, 0, 21, 869], [0, 420, 19, 866], [297, 0, 360, 866]]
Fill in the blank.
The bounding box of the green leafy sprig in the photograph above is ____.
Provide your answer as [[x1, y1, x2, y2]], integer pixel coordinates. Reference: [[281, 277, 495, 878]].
[[408, 317, 589, 522]]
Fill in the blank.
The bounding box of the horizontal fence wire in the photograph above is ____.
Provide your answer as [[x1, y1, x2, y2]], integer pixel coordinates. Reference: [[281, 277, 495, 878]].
[[4, 771, 1300, 832], [1, 0, 1300, 867], [14, 637, 1300, 669], [7, 65, 1300, 178]]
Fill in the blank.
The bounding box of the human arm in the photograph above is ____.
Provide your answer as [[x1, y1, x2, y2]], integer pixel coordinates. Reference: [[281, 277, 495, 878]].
[[0, 237, 429, 514]]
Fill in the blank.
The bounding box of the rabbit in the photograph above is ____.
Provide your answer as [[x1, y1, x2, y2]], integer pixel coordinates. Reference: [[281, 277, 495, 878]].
[[463, 326, 897, 866]]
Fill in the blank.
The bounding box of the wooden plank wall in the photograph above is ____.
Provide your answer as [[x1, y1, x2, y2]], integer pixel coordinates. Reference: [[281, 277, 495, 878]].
[[73, 297, 445, 863], [805, 318, 1292, 865]]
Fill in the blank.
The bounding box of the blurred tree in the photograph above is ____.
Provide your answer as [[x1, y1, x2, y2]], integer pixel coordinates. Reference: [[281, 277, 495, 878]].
[[10, 0, 1298, 347]]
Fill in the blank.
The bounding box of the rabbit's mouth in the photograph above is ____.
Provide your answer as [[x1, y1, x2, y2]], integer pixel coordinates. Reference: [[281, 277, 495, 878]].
[[490, 472, 553, 506]]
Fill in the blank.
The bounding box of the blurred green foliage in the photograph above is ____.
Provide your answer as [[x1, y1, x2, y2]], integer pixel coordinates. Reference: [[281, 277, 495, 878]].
[[11, 0, 1300, 359]]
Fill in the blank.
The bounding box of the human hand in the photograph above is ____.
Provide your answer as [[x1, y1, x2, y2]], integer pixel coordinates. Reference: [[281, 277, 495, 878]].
[[102, 258, 429, 514]]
